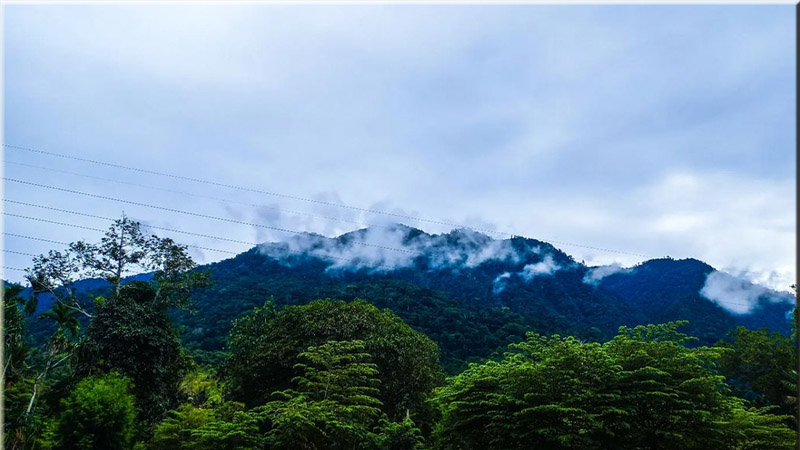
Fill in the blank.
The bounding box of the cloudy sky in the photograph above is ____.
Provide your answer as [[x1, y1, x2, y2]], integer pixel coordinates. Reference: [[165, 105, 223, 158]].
[[2, 4, 795, 290]]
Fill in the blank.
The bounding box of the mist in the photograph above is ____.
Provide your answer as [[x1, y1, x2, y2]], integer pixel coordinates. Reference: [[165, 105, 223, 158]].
[[700, 270, 794, 315], [257, 224, 526, 273], [583, 264, 630, 286]]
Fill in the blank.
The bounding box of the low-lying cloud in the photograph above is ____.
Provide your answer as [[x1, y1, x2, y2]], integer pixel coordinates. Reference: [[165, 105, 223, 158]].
[[521, 255, 560, 281], [583, 263, 630, 286], [492, 272, 512, 295], [700, 270, 793, 314], [258, 224, 526, 273], [492, 252, 566, 295]]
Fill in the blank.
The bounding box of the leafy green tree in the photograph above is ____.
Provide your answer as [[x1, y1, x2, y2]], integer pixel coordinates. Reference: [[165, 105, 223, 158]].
[[188, 409, 264, 450], [67, 215, 210, 306], [718, 326, 796, 416], [291, 340, 382, 413], [81, 281, 192, 422], [4, 284, 35, 450], [14, 296, 83, 447], [261, 340, 383, 449], [720, 404, 796, 450], [4, 284, 30, 383], [151, 404, 217, 449], [602, 322, 732, 449], [432, 334, 619, 449], [152, 401, 262, 450], [432, 322, 795, 450], [179, 367, 223, 408], [51, 372, 137, 450], [373, 417, 426, 450], [224, 300, 442, 422], [19, 216, 211, 425]]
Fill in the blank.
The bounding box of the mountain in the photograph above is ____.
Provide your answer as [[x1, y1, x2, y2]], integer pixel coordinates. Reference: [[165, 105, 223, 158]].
[[171, 224, 793, 372], [18, 224, 792, 373]]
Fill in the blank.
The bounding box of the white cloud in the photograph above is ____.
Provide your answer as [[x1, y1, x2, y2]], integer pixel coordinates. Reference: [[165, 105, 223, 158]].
[[583, 263, 629, 286], [257, 225, 525, 273], [2, 5, 793, 290], [520, 255, 560, 281], [700, 270, 793, 315], [492, 272, 512, 295]]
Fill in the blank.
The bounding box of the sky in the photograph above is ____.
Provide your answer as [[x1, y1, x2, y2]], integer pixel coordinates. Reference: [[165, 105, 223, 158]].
[[2, 4, 796, 291]]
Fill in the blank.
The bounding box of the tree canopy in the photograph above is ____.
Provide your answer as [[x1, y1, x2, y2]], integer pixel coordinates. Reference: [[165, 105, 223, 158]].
[[223, 299, 443, 422]]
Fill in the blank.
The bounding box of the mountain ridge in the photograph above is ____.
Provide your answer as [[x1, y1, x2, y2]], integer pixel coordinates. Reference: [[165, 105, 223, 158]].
[[18, 224, 793, 372]]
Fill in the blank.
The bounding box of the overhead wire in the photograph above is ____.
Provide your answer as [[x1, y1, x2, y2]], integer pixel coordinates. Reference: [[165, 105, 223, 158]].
[[3, 144, 654, 258], [3, 177, 419, 255], [3, 212, 238, 256]]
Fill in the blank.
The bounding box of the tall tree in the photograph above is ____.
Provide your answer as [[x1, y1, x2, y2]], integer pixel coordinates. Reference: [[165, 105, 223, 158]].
[[18, 215, 210, 441], [719, 326, 796, 418], [223, 300, 443, 424], [82, 281, 193, 422], [260, 340, 383, 449]]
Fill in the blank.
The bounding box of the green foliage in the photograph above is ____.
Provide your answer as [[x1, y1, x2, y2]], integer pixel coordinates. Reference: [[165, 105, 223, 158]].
[[51, 372, 137, 450], [179, 367, 223, 408], [224, 300, 442, 422], [9, 220, 799, 449], [432, 322, 795, 450], [4, 283, 30, 384], [188, 409, 264, 450], [153, 339, 431, 450], [153, 402, 263, 450], [81, 282, 192, 422], [291, 340, 382, 411], [152, 404, 217, 449], [718, 326, 796, 417], [373, 417, 426, 450], [67, 215, 209, 304], [3, 284, 35, 450], [260, 340, 388, 449]]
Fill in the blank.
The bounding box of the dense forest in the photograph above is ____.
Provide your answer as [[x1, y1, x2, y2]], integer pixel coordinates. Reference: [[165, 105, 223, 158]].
[[3, 217, 798, 449]]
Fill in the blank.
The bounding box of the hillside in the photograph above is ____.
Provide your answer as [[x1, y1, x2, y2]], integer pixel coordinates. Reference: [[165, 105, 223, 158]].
[[171, 224, 793, 371], [18, 224, 792, 373]]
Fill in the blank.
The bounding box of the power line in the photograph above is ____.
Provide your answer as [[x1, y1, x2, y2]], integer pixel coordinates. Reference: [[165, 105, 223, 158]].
[[4, 233, 69, 246], [1, 211, 354, 264], [4, 160, 370, 228], [4, 177, 419, 256], [2, 215, 409, 272], [2, 213, 239, 256], [3, 250, 37, 257], [6, 200, 257, 247], [3, 143, 476, 230], [4, 143, 653, 259]]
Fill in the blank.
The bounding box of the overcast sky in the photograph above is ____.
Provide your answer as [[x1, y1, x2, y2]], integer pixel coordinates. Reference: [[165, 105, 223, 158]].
[[2, 4, 795, 290]]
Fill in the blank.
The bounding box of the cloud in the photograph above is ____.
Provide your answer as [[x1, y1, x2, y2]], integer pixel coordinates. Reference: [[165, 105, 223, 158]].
[[700, 270, 793, 314], [492, 272, 512, 295], [520, 255, 560, 281], [583, 263, 630, 286], [491, 251, 565, 294], [257, 225, 526, 273], [1, 5, 793, 289]]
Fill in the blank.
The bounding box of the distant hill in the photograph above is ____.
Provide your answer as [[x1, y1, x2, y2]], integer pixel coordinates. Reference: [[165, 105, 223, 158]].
[[178, 224, 794, 372], [18, 224, 794, 373]]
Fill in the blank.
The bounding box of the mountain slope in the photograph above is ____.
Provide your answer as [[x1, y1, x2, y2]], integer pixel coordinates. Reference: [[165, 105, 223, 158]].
[[172, 225, 793, 371], [18, 224, 791, 372]]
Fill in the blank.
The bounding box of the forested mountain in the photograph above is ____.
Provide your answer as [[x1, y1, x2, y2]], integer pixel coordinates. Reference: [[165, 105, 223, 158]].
[[20, 224, 792, 373], [6, 218, 796, 449], [173, 224, 793, 371]]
